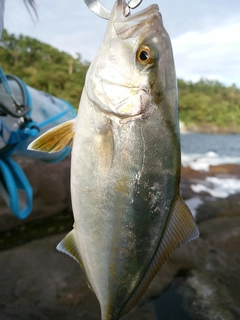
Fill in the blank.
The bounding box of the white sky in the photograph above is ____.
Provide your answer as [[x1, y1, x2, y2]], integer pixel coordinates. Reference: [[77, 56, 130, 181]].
[[3, 0, 240, 87]]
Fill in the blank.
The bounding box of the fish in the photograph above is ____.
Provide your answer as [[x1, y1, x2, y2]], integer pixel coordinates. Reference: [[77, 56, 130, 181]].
[[28, 0, 199, 319]]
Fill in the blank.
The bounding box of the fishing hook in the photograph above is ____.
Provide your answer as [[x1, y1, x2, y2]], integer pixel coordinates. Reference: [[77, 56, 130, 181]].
[[84, 0, 143, 20]]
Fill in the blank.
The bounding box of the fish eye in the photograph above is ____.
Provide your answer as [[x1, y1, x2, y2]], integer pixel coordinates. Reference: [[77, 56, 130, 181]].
[[140, 50, 149, 61], [137, 46, 154, 65]]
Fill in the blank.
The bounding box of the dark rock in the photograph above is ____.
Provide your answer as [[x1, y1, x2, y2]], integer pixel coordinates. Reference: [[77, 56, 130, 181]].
[[0, 233, 157, 320], [195, 193, 240, 223], [151, 215, 240, 320]]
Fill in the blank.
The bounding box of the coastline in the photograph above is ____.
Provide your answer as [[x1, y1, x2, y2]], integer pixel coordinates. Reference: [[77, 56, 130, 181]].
[[179, 121, 240, 134]]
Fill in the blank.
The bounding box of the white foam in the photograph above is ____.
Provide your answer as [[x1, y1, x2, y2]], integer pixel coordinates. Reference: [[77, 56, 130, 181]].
[[182, 151, 240, 171], [191, 176, 240, 198]]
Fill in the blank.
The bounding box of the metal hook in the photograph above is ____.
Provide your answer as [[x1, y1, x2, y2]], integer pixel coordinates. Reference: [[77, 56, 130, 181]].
[[128, 0, 143, 9], [84, 0, 143, 20], [84, 0, 111, 20]]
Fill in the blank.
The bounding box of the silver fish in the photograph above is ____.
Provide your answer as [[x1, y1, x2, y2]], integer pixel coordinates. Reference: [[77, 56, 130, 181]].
[[28, 0, 199, 319]]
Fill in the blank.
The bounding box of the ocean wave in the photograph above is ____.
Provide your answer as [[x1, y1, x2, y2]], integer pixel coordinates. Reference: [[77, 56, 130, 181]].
[[190, 176, 240, 198], [181, 151, 240, 171]]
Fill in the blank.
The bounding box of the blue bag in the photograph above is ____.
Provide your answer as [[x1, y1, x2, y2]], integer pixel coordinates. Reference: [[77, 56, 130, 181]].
[[0, 68, 76, 219]]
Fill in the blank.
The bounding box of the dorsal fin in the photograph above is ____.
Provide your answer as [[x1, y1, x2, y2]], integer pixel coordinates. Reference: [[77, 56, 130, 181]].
[[57, 229, 94, 292], [121, 195, 199, 316], [28, 119, 75, 153]]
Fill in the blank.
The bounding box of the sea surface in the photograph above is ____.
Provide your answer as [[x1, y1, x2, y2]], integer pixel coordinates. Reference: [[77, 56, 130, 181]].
[[181, 133, 240, 201], [181, 133, 240, 171]]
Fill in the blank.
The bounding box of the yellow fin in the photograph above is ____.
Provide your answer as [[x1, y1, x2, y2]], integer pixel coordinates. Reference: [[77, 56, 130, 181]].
[[28, 119, 75, 153], [57, 229, 94, 292], [121, 195, 199, 316], [56, 229, 83, 266]]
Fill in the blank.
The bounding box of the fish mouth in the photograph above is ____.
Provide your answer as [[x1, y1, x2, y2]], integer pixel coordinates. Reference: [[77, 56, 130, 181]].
[[114, 0, 159, 19], [113, 1, 160, 39]]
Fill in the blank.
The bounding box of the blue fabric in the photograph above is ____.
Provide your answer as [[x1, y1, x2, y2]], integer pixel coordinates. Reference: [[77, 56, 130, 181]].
[[0, 157, 33, 219], [0, 119, 40, 155], [0, 70, 76, 218], [38, 109, 68, 128]]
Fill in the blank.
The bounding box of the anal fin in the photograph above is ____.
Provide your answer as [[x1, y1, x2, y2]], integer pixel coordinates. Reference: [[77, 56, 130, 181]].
[[57, 229, 94, 292], [28, 119, 75, 153], [121, 195, 199, 316], [57, 229, 82, 265]]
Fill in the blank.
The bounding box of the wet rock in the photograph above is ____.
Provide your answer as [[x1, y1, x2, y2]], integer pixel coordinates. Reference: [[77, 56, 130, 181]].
[[195, 193, 240, 222], [178, 270, 238, 320], [150, 215, 240, 320], [181, 164, 240, 222], [181, 163, 240, 200], [0, 233, 157, 320], [150, 164, 240, 319]]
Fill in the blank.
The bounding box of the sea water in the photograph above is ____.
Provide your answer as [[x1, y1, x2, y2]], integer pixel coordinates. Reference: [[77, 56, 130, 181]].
[[181, 133, 240, 171], [180, 133, 240, 202]]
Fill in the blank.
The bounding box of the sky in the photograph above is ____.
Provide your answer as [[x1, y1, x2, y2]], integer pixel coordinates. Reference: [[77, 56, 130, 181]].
[[3, 0, 240, 87]]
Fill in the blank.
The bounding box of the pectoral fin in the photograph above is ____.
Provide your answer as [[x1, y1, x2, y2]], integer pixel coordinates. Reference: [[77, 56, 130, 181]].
[[28, 119, 75, 153], [121, 195, 199, 316]]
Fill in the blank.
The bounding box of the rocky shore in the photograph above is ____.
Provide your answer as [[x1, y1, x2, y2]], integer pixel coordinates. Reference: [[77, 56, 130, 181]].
[[0, 155, 239, 320], [179, 121, 240, 135]]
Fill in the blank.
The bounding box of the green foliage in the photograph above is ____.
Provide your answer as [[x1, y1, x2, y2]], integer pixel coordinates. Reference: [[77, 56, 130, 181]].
[[1, 29, 240, 132], [178, 79, 240, 132], [0, 29, 89, 108]]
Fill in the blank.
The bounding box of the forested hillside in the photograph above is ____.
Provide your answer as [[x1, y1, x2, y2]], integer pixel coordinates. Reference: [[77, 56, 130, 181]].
[[178, 79, 240, 133], [0, 29, 89, 108], [1, 30, 240, 133]]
